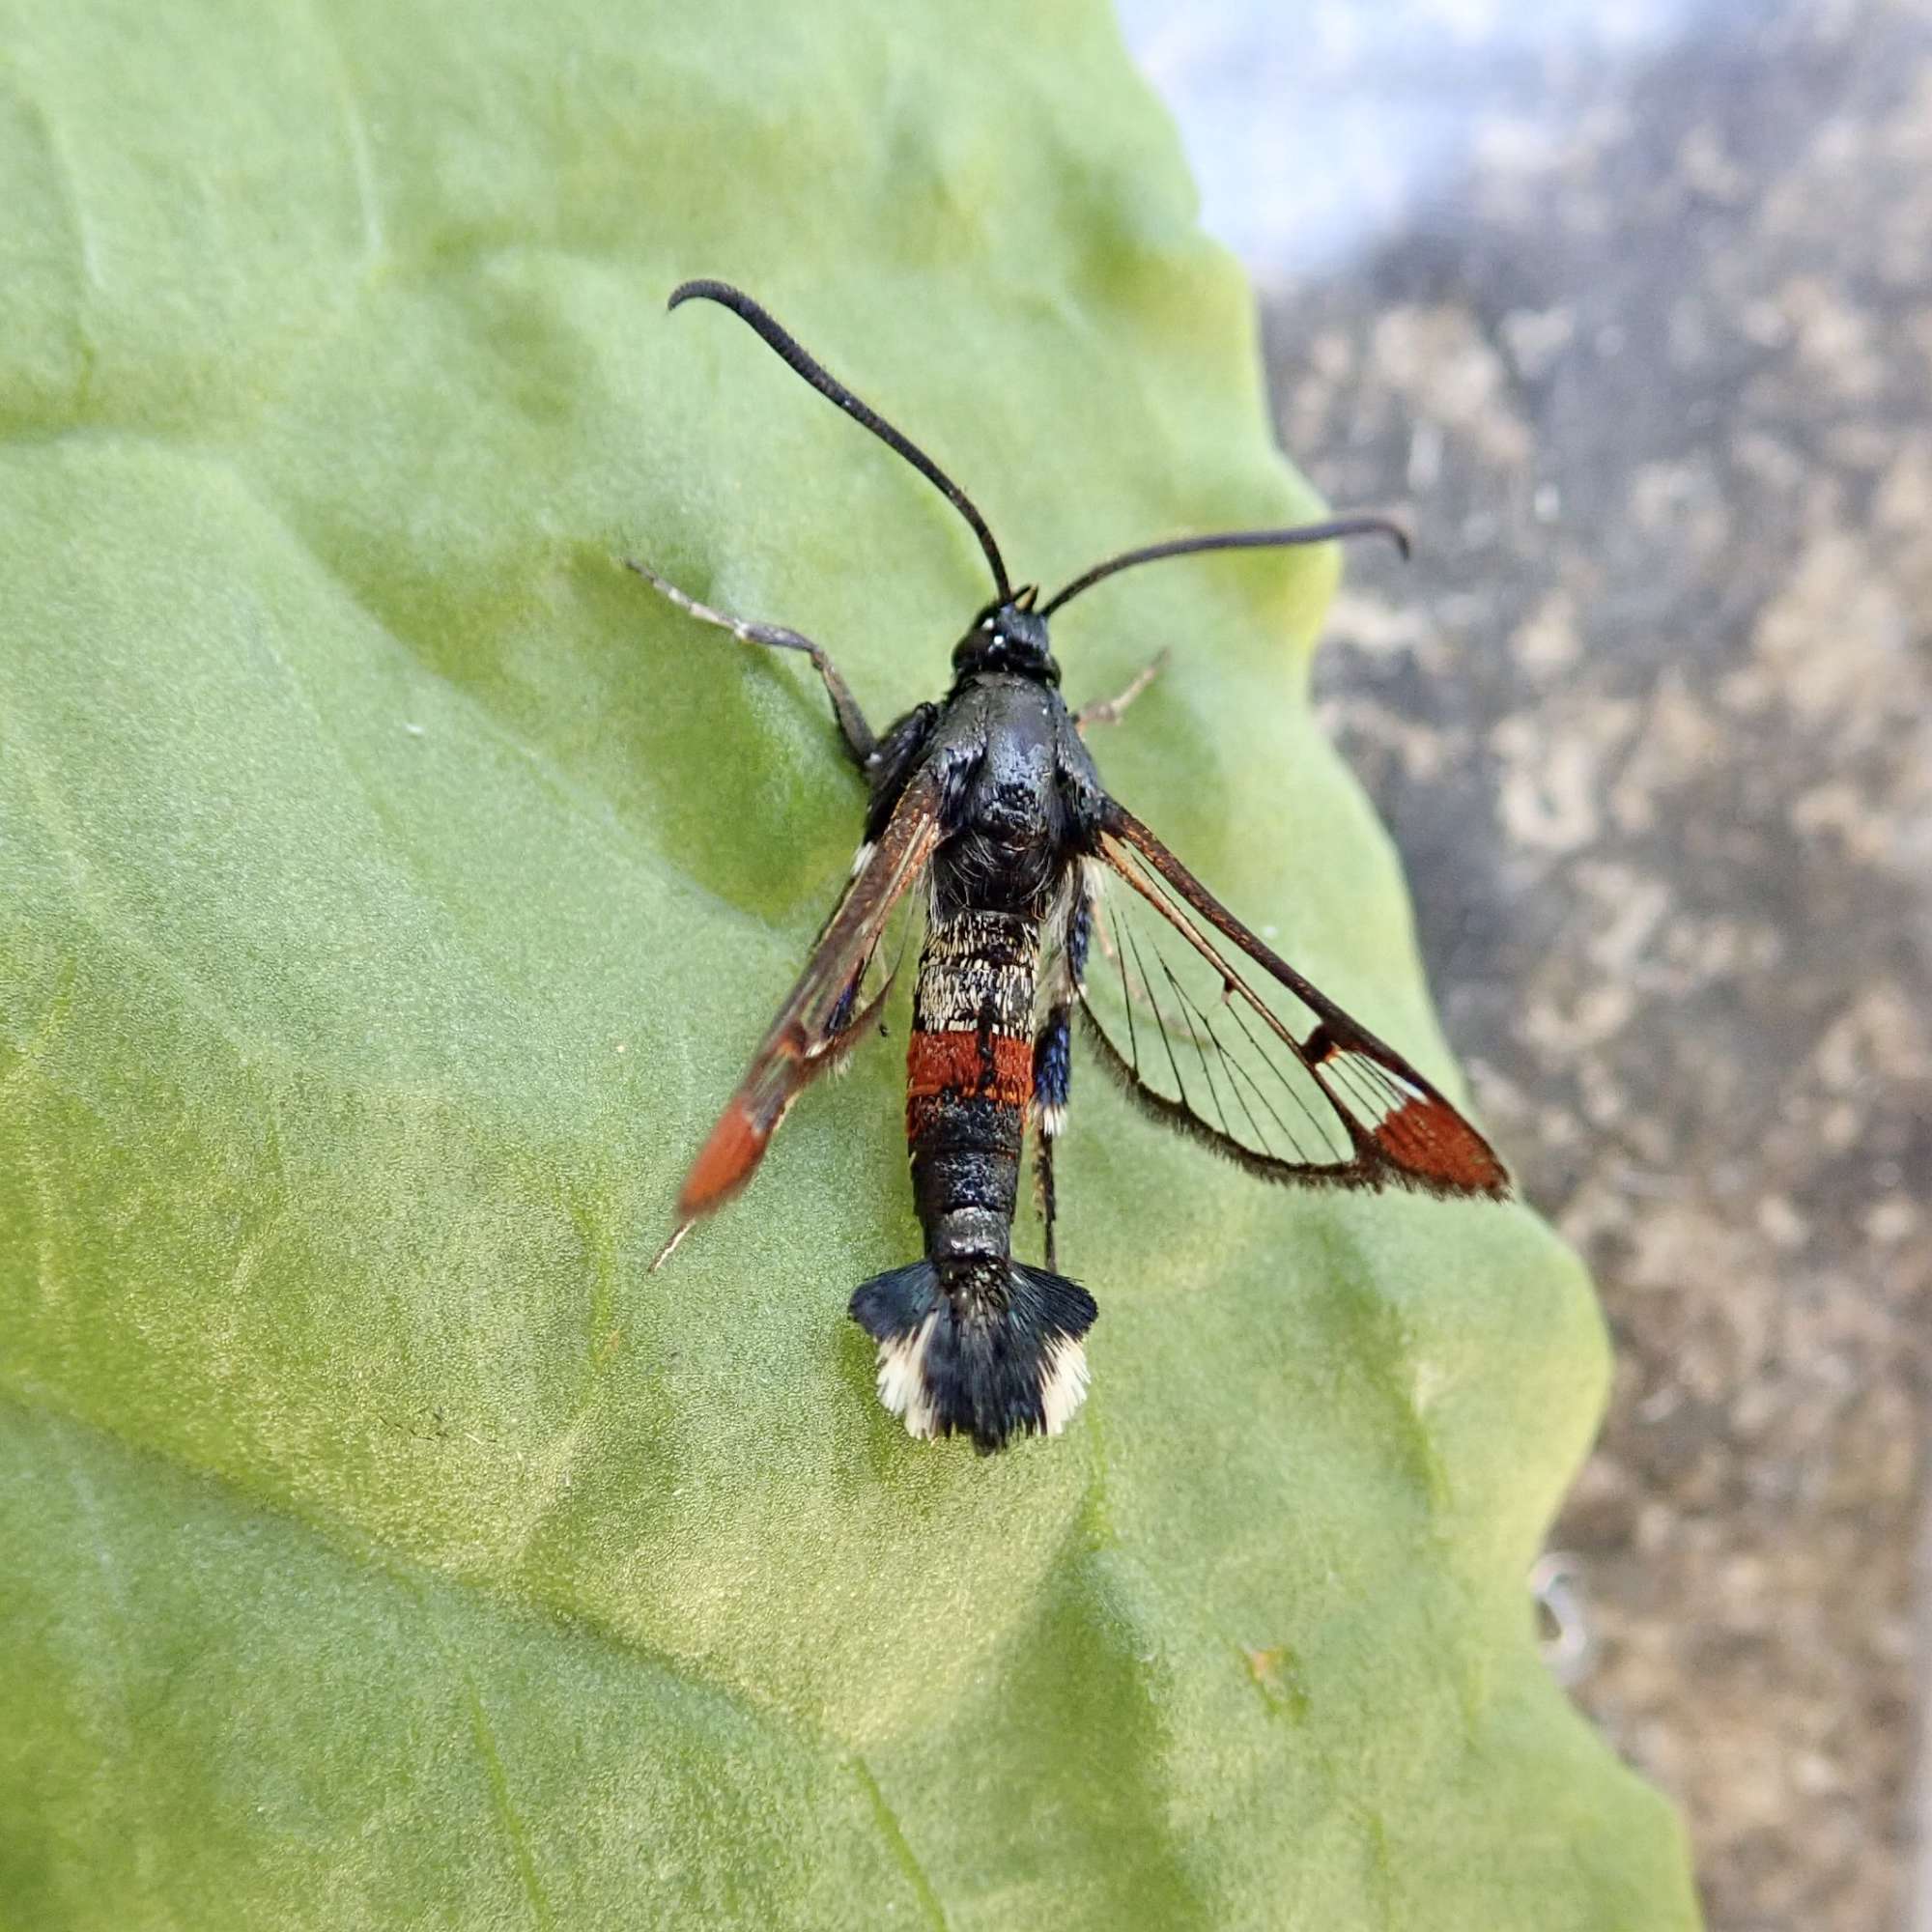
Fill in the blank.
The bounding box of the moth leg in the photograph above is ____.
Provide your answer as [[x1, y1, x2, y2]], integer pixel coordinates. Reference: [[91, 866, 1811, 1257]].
[[1033, 1012, 1069, 1272], [624, 556, 877, 767], [1034, 1126, 1060, 1273], [1075, 648, 1169, 734], [1031, 876, 1090, 1270]]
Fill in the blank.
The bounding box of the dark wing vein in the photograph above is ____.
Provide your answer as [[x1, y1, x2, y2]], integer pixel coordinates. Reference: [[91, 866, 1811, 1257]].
[[1075, 801, 1512, 1201], [1155, 950, 1235, 1143], [1121, 914, 1193, 1113], [669, 762, 945, 1226]]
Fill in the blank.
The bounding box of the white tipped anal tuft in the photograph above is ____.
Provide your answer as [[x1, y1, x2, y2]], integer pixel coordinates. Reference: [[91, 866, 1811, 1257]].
[[873, 1312, 940, 1438], [1038, 1336, 1091, 1435]]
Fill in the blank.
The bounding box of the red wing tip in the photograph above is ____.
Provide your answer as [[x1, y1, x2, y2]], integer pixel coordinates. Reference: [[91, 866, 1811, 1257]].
[[677, 1104, 770, 1219], [1372, 1096, 1511, 1194]]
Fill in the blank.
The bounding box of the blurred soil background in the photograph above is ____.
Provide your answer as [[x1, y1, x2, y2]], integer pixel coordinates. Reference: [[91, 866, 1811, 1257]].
[[1122, 2, 1932, 1926]]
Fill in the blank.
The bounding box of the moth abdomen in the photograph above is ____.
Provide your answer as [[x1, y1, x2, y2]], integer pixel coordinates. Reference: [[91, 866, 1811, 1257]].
[[900, 903, 1039, 1264]]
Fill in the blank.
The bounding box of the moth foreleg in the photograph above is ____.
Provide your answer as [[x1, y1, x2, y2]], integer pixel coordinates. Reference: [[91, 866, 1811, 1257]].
[[1074, 648, 1170, 735], [624, 556, 877, 766]]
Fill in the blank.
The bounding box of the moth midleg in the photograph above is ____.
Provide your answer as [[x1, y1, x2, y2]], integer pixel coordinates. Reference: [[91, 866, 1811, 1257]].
[[623, 556, 877, 766]]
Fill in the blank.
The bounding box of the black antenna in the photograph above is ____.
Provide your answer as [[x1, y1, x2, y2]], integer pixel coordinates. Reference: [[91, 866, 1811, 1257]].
[[1038, 515, 1409, 618], [669, 280, 1012, 604]]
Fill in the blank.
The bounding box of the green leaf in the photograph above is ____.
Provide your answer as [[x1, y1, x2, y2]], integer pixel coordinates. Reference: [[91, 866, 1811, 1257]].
[[0, 1, 1698, 1926]]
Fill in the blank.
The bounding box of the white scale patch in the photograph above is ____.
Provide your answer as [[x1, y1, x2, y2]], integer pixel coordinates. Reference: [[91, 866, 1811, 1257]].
[[913, 918, 1037, 1033], [870, 1309, 1091, 1441], [873, 1312, 941, 1438], [1328, 1048, 1427, 1120], [1038, 1335, 1091, 1435]]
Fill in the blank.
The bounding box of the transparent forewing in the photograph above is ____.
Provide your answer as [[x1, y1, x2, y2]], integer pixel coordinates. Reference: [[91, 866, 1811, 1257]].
[[1078, 805, 1510, 1200], [805, 825, 925, 1067], [668, 764, 944, 1229], [1079, 845, 1366, 1181]]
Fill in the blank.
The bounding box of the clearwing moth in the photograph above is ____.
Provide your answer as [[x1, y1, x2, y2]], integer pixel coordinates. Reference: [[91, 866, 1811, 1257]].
[[633, 281, 1509, 1454]]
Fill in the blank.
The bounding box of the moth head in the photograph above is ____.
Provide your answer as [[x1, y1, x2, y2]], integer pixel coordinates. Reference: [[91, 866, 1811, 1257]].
[[952, 585, 1061, 685]]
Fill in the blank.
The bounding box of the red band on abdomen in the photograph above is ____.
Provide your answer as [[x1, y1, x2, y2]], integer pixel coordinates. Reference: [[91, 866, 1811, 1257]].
[[906, 1030, 1034, 1108]]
